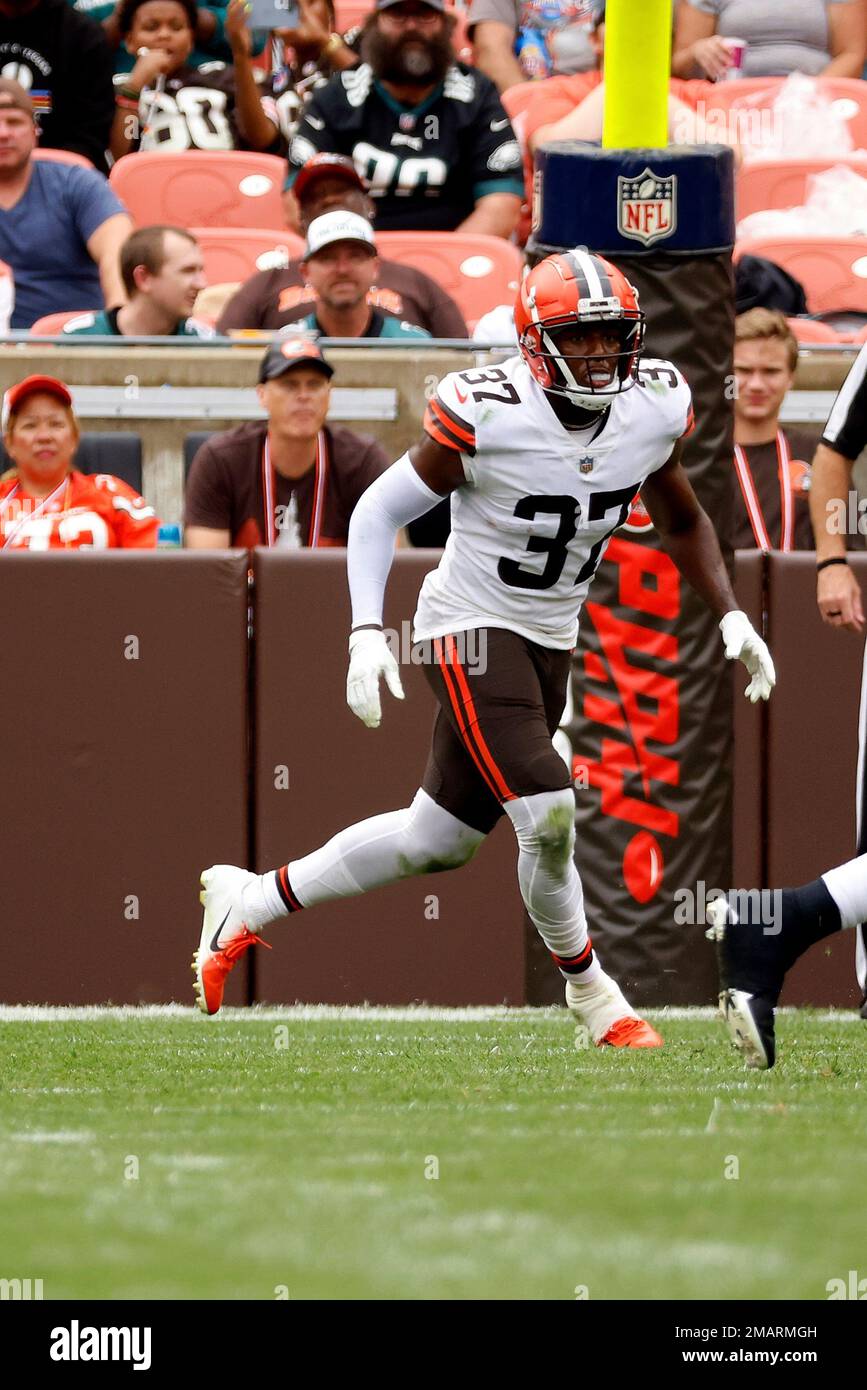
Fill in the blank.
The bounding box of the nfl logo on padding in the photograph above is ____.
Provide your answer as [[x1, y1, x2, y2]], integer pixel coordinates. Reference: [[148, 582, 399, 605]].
[[617, 169, 677, 247]]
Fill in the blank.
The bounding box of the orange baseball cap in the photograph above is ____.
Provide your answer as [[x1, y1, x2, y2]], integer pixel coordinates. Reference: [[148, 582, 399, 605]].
[[2, 375, 73, 429]]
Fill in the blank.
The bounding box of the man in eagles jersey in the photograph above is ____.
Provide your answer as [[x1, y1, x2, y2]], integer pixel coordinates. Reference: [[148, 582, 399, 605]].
[[193, 249, 775, 1049]]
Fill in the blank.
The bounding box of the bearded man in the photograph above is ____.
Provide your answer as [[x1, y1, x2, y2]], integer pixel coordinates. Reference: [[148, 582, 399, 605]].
[[284, 0, 523, 237]]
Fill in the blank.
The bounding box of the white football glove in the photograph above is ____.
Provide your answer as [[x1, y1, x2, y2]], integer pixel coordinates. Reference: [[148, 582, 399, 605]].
[[719, 610, 776, 703], [347, 628, 405, 729]]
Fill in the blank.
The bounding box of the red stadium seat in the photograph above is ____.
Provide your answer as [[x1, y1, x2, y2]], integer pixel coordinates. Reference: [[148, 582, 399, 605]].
[[374, 231, 522, 325], [190, 226, 305, 284], [109, 151, 287, 230], [29, 310, 97, 335], [786, 316, 845, 345], [707, 76, 867, 152], [500, 82, 541, 122], [32, 147, 94, 169], [736, 236, 867, 314], [737, 155, 867, 221]]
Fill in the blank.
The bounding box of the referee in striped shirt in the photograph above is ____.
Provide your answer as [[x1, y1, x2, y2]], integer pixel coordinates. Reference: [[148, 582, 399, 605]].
[[811, 342, 867, 1014]]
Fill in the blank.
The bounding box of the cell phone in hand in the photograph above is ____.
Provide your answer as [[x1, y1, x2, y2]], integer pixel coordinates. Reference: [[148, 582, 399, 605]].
[[246, 0, 300, 29]]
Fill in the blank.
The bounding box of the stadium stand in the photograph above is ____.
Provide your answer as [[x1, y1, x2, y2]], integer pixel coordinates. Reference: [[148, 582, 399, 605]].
[[109, 151, 287, 231], [708, 76, 867, 151], [736, 237, 867, 316], [786, 316, 847, 345], [374, 231, 523, 328], [29, 310, 95, 335], [736, 155, 867, 222], [190, 227, 306, 285]]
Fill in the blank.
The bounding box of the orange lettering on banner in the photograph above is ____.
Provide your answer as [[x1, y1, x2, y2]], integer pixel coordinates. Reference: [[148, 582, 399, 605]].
[[580, 538, 682, 856]]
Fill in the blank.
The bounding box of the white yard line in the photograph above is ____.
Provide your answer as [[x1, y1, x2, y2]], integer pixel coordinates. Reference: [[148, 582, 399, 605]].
[[0, 1003, 858, 1024]]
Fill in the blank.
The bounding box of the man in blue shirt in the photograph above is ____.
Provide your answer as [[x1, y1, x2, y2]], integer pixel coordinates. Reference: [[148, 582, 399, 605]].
[[0, 78, 130, 328], [285, 209, 431, 340]]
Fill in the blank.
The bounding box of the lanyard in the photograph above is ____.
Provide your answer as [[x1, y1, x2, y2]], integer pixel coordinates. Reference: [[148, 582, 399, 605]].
[[1, 476, 71, 550], [261, 432, 329, 548], [733, 431, 794, 553]]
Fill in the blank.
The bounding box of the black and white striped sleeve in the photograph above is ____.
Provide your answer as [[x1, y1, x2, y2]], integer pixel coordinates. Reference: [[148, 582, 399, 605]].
[[821, 341, 867, 461]]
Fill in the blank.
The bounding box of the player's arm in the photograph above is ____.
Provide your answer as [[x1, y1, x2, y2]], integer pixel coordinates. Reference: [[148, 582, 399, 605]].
[[641, 440, 775, 702], [345, 437, 465, 728]]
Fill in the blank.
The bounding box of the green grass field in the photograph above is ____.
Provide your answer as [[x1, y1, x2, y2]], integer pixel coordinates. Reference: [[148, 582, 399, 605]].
[[0, 1004, 864, 1301]]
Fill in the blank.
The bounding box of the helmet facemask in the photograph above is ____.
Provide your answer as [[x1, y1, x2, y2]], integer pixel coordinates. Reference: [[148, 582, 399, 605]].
[[522, 313, 645, 413]]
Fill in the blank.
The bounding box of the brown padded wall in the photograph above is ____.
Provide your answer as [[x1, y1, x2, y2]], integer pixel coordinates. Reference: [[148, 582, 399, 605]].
[[767, 552, 867, 1007], [0, 552, 249, 1005], [732, 550, 765, 890], [253, 551, 525, 1005]]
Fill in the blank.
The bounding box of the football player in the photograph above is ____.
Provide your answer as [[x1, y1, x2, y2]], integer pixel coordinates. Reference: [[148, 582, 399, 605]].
[[193, 249, 775, 1047]]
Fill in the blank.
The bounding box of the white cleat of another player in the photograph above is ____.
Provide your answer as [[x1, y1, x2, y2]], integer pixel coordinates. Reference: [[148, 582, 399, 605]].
[[192, 865, 271, 1016], [565, 970, 663, 1049]]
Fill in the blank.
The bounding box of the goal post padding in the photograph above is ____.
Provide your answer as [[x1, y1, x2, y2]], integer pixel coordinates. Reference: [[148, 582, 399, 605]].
[[527, 142, 736, 1005]]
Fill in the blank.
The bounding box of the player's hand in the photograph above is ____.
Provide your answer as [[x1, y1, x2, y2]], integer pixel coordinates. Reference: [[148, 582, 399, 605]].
[[127, 47, 174, 92], [347, 629, 405, 729], [719, 610, 776, 703], [691, 35, 732, 81], [817, 562, 865, 633]]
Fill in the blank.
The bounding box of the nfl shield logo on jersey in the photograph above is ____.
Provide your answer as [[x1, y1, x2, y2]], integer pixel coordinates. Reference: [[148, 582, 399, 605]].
[[578, 456, 594, 474], [617, 168, 677, 248]]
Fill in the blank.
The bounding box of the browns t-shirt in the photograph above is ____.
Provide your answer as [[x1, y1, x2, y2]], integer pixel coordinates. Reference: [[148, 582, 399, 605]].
[[184, 420, 390, 547], [216, 259, 468, 338], [731, 428, 815, 551]]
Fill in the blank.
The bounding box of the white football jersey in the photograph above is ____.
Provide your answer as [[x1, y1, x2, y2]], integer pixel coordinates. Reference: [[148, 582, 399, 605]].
[[414, 353, 693, 650]]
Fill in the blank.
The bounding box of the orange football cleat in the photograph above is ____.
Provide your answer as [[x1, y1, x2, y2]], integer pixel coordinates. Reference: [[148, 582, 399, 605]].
[[192, 864, 271, 1016], [597, 1016, 663, 1049]]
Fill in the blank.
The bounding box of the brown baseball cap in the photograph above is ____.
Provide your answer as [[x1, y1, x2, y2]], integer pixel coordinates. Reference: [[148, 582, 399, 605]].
[[258, 337, 334, 384], [293, 154, 366, 204], [0, 79, 34, 116]]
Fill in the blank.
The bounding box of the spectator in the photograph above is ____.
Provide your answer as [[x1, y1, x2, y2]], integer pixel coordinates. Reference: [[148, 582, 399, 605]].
[[0, 0, 114, 172], [61, 224, 212, 337], [0, 80, 131, 328], [110, 0, 283, 158], [271, 0, 361, 135], [286, 0, 523, 236], [470, 0, 604, 93], [218, 153, 467, 335], [0, 374, 159, 548], [90, 0, 266, 73], [283, 210, 429, 339], [672, 0, 867, 81], [731, 309, 816, 551], [184, 338, 390, 547]]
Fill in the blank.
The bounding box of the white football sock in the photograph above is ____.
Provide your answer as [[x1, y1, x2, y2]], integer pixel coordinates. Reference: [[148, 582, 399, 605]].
[[821, 852, 867, 931], [241, 789, 486, 928], [504, 788, 600, 982]]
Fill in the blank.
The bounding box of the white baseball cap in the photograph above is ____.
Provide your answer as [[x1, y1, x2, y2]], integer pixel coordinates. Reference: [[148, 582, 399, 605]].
[[304, 210, 376, 260]]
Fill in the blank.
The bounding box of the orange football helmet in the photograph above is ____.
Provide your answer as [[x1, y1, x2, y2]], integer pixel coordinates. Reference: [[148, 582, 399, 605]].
[[515, 249, 644, 412]]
